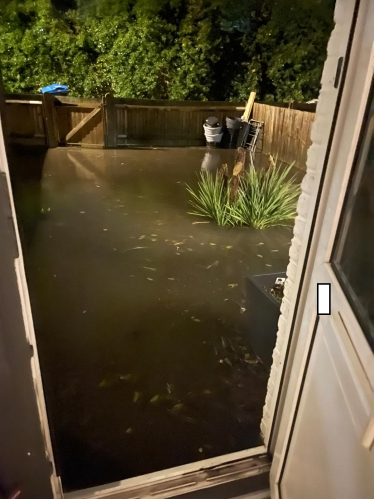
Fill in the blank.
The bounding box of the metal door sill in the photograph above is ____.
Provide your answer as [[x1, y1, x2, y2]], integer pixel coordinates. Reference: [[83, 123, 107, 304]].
[[65, 446, 270, 499]]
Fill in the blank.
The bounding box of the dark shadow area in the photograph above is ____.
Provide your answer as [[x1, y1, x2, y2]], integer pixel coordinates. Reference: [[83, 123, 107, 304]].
[[7, 144, 47, 248]]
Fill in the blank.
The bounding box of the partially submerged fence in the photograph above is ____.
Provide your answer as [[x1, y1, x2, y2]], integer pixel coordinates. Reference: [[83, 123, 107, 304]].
[[4, 94, 316, 170]]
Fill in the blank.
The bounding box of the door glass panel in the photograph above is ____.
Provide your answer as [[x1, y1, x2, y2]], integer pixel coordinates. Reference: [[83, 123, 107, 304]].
[[333, 81, 374, 352]]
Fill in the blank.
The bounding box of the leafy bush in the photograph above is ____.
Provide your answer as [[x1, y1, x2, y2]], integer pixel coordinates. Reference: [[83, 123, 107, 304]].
[[0, 0, 334, 102], [186, 160, 300, 229]]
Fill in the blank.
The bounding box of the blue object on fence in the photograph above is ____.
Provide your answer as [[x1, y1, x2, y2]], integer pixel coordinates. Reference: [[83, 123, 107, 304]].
[[41, 84, 69, 94]]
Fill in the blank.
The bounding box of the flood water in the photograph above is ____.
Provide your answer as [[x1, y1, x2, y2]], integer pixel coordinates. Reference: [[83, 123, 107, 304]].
[[9, 146, 293, 492]]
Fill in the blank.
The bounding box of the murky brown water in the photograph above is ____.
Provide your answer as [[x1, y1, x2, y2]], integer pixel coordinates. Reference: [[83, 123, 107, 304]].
[[9, 146, 293, 492]]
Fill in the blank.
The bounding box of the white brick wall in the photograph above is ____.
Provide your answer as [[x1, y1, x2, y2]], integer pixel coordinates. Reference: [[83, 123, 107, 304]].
[[260, 0, 348, 443]]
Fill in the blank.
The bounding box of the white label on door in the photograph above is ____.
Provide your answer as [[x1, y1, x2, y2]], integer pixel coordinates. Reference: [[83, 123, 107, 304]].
[[317, 283, 331, 315]]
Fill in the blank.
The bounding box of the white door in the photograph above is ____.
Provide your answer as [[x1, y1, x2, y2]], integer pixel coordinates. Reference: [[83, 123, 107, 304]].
[[271, 1, 374, 498]]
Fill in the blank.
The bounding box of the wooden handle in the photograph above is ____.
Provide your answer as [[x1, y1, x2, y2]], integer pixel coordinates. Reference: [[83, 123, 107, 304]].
[[243, 92, 256, 122]]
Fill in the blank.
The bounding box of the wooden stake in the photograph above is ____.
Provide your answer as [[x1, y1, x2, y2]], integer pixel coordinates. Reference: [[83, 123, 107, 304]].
[[242, 92, 256, 122]]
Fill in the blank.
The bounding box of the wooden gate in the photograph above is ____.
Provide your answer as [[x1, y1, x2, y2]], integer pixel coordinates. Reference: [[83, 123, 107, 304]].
[[44, 95, 104, 148]]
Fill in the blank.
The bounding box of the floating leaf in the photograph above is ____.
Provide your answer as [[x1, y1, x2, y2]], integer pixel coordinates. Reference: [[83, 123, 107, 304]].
[[173, 403, 184, 412], [98, 378, 113, 388], [206, 260, 219, 269], [125, 246, 148, 251]]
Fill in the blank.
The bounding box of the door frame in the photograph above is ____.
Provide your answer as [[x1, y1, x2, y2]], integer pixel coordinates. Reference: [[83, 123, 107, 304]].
[[269, 0, 374, 496]]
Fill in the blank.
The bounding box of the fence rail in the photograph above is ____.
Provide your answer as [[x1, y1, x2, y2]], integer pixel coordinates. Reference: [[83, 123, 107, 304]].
[[4, 94, 316, 170]]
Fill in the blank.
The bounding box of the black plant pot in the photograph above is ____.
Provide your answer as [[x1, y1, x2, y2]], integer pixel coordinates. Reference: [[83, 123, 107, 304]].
[[245, 272, 286, 370]]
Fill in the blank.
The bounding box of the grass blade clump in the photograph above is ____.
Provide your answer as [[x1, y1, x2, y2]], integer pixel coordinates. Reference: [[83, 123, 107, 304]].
[[186, 158, 300, 229], [186, 171, 232, 226], [231, 162, 300, 229]]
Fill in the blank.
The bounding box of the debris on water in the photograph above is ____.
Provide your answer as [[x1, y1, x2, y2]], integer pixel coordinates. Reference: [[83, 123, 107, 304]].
[[271, 249, 279, 252], [210, 243, 216, 246], [266, 264, 272, 267], [225, 245, 233, 249], [221, 336, 227, 348], [257, 242, 264, 246], [133, 391, 140, 403], [150, 395, 160, 403], [103, 229, 108, 232], [173, 403, 184, 412], [120, 374, 132, 381], [126, 246, 148, 251], [191, 317, 201, 322], [240, 306, 246, 314], [224, 298, 229, 301], [223, 357, 233, 367], [98, 378, 113, 388], [151, 234, 157, 237], [151, 238, 157, 242], [147, 277, 154, 281], [187, 248, 193, 252], [80, 211, 85, 214], [126, 428, 133, 434], [143, 266, 156, 271], [192, 221, 210, 224], [139, 235, 146, 240], [167, 277, 175, 281], [203, 389, 212, 395], [82, 310, 87, 314], [198, 448, 203, 453], [206, 260, 219, 269], [228, 284, 238, 289]]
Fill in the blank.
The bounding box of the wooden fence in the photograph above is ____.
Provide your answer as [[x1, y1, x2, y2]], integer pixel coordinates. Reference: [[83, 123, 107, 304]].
[[4, 94, 316, 170]]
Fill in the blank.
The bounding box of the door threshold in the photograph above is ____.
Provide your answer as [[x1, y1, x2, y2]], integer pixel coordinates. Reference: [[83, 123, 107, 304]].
[[65, 446, 270, 499]]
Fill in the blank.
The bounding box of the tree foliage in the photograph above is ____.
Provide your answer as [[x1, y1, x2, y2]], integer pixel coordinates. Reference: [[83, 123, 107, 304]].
[[0, 0, 335, 101]]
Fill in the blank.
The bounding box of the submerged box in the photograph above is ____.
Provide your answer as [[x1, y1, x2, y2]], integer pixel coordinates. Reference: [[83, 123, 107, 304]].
[[245, 272, 286, 370]]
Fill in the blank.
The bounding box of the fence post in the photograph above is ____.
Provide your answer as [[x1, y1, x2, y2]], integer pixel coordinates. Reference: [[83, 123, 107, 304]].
[[104, 93, 117, 148], [42, 93, 58, 148]]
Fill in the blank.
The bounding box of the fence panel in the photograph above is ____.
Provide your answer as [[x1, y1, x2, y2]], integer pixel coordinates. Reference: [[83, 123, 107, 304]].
[[252, 103, 315, 170], [4, 94, 316, 169], [5, 94, 46, 146]]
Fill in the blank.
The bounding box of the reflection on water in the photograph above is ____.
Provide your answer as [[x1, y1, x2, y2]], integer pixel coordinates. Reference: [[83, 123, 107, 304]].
[[9, 146, 292, 492]]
